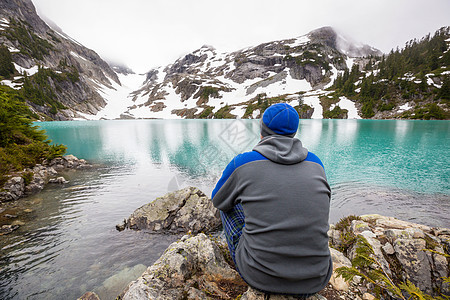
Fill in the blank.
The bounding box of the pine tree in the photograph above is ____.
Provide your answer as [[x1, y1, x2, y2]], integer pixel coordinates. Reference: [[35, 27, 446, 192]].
[[0, 45, 15, 78]]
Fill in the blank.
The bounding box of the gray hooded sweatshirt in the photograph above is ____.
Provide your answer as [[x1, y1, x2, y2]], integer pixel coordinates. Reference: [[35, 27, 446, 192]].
[[212, 135, 332, 294]]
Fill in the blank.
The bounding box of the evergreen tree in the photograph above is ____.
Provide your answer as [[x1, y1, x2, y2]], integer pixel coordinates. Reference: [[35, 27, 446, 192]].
[[0, 45, 15, 78]]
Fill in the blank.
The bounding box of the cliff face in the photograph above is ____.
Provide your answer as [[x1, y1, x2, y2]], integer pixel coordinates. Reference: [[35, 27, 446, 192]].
[[0, 0, 120, 120]]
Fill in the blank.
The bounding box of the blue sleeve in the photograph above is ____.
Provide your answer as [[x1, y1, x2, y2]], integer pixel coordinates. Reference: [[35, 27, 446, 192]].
[[305, 152, 325, 170]]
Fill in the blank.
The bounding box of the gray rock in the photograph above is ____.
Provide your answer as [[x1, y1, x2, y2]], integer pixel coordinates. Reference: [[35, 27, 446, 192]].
[[0, 177, 25, 201], [381, 242, 395, 255], [348, 230, 391, 278], [240, 287, 327, 299], [77, 291, 100, 300], [48, 177, 69, 184], [392, 238, 432, 294], [350, 220, 371, 234], [0, 224, 20, 235], [119, 233, 247, 300], [124, 187, 221, 234]]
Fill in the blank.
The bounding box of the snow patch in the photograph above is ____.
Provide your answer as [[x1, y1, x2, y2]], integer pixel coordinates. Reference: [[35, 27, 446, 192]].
[[13, 63, 40, 76], [332, 97, 361, 119], [8, 46, 20, 53], [70, 51, 88, 62], [288, 35, 310, 47], [324, 66, 338, 89], [302, 95, 323, 119], [345, 57, 355, 69], [398, 102, 413, 113], [81, 73, 147, 120], [1, 80, 21, 90]]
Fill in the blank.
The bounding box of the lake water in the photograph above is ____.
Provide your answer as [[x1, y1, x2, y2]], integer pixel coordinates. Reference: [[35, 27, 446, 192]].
[[1, 119, 449, 299]]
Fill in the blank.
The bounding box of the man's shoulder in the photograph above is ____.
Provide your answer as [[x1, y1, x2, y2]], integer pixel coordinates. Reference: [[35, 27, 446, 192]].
[[304, 151, 325, 169], [232, 151, 268, 170]]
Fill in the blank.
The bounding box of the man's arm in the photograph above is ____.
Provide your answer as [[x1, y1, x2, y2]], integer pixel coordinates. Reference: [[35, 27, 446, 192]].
[[211, 156, 241, 212]]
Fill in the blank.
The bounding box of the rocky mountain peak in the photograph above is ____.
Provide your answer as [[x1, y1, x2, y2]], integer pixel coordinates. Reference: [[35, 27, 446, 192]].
[[0, 0, 122, 120]]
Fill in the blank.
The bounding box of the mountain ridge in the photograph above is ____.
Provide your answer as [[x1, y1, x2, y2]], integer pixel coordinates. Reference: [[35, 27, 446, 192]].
[[0, 0, 120, 120], [0, 0, 448, 120]]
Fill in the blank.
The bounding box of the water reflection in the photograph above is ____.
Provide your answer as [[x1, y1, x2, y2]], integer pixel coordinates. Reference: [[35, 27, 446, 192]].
[[0, 119, 447, 300]]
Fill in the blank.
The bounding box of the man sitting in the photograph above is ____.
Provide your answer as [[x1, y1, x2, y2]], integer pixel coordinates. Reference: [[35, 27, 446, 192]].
[[212, 103, 332, 297]]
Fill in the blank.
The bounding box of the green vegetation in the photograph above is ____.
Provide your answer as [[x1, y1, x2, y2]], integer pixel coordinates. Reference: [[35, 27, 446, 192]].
[[243, 93, 293, 118], [336, 235, 450, 299], [199, 86, 220, 101], [332, 215, 362, 253], [197, 106, 213, 119], [0, 85, 66, 185], [2, 18, 55, 60], [323, 105, 348, 119], [401, 103, 449, 120], [0, 45, 15, 78], [214, 105, 234, 119], [284, 48, 331, 71], [331, 27, 450, 119], [19, 63, 80, 115], [21, 67, 68, 115]]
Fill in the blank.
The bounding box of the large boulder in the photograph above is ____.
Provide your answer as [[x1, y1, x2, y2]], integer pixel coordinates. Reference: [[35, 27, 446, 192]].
[[328, 214, 450, 297], [120, 187, 221, 234], [118, 233, 247, 300]]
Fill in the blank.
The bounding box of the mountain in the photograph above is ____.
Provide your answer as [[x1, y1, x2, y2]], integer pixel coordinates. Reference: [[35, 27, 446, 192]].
[[0, 0, 448, 120], [331, 26, 450, 120], [122, 27, 382, 120], [0, 0, 120, 120]]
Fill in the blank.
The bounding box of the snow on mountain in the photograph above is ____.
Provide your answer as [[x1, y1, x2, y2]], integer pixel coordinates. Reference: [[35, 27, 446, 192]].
[[82, 27, 381, 120]]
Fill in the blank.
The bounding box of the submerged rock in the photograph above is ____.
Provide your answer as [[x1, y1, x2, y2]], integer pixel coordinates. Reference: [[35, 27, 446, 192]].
[[48, 177, 69, 184], [0, 224, 20, 235], [120, 187, 221, 234]]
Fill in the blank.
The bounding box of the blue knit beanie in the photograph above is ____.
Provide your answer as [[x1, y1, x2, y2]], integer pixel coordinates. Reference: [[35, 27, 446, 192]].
[[261, 103, 299, 137]]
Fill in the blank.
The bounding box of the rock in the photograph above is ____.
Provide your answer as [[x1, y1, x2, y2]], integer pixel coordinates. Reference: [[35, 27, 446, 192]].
[[328, 229, 343, 250], [97, 264, 147, 299], [393, 238, 433, 293], [362, 293, 375, 300], [381, 242, 395, 255], [0, 177, 25, 201], [329, 248, 351, 292], [360, 214, 432, 233], [348, 230, 391, 278], [330, 248, 351, 268], [24, 176, 45, 195], [1, 154, 90, 202], [119, 233, 247, 300], [48, 177, 69, 184], [433, 227, 450, 236], [77, 291, 100, 300], [350, 220, 370, 234], [0, 224, 20, 235], [124, 187, 221, 234], [116, 220, 126, 231], [240, 287, 327, 299]]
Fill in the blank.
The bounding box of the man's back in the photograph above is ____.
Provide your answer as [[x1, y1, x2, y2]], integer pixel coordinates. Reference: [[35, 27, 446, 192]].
[[212, 134, 332, 294]]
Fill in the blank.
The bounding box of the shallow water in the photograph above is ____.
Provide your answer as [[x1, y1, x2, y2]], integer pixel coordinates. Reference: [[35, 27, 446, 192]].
[[0, 119, 449, 299]]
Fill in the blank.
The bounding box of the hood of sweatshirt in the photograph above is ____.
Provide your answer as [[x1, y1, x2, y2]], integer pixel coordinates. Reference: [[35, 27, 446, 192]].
[[253, 135, 308, 165]]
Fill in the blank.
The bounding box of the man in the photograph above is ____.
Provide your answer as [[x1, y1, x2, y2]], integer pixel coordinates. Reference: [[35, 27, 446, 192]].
[[211, 103, 332, 297]]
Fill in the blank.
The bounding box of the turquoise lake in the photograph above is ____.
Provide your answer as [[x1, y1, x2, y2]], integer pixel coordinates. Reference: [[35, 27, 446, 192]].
[[0, 119, 449, 300]]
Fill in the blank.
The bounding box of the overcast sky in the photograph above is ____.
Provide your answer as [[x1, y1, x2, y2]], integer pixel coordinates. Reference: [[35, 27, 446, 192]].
[[31, 0, 450, 73]]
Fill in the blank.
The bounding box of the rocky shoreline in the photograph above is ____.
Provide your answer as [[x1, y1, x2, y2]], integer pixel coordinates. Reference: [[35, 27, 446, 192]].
[[0, 155, 91, 235], [81, 187, 450, 300]]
